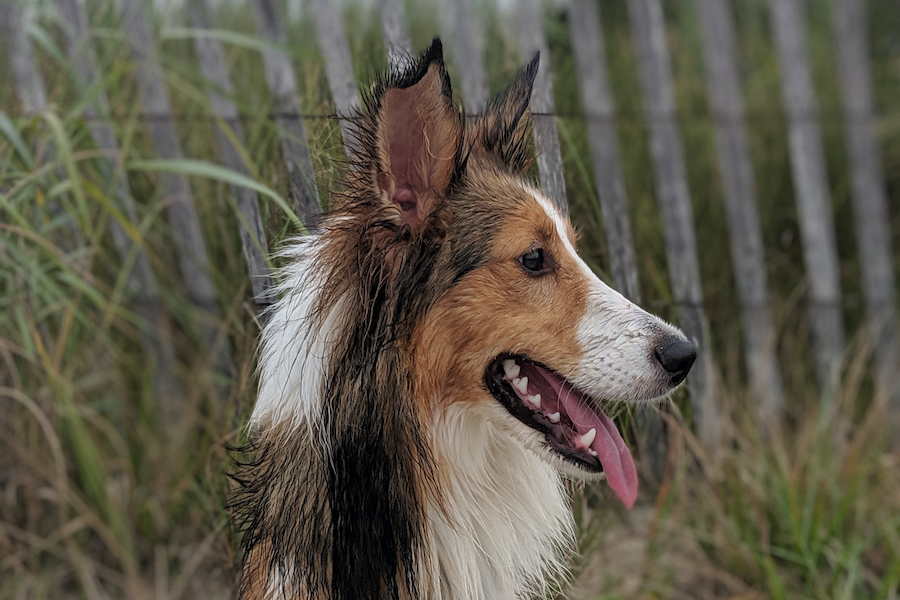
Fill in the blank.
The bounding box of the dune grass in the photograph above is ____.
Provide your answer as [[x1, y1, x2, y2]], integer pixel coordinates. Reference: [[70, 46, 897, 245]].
[[1, 0, 899, 598]]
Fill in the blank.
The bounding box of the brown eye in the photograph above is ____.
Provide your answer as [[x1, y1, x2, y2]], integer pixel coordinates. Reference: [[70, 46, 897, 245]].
[[519, 248, 545, 272]]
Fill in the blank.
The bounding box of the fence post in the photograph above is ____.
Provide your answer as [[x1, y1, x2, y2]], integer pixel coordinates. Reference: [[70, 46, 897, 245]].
[[626, 0, 720, 452], [567, 0, 666, 483], [445, 0, 489, 113], [2, 0, 78, 235], [1, 1, 46, 115], [516, 0, 568, 215], [187, 0, 274, 306], [379, 0, 411, 72], [697, 0, 783, 424], [309, 0, 359, 147], [770, 0, 845, 390], [121, 0, 232, 379], [252, 0, 321, 229], [55, 0, 185, 424], [832, 0, 898, 409]]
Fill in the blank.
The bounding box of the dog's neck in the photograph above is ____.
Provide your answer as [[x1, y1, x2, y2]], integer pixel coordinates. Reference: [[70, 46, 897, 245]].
[[247, 244, 574, 599], [426, 402, 574, 600]]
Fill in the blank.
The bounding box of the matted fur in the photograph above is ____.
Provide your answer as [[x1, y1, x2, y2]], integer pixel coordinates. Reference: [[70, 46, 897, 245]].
[[233, 39, 690, 600]]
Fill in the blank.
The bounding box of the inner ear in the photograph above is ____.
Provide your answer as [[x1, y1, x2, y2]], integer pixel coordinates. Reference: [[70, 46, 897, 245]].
[[378, 63, 461, 231]]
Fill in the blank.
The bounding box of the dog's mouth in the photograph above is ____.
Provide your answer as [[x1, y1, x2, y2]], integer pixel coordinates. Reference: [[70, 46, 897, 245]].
[[485, 355, 638, 508]]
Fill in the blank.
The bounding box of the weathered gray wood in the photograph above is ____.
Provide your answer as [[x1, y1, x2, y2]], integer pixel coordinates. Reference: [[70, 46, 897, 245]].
[[309, 0, 358, 146], [833, 0, 898, 407], [568, 0, 640, 303], [698, 0, 783, 422], [770, 0, 845, 388], [2, 0, 86, 252], [568, 0, 666, 482], [187, 0, 274, 304], [445, 0, 488, 113], [626, 0, 719, 451], [121, 0, 232, 377], [516, 0, 568, 214], [1, 1, 46, 115], [56, 0, 184, 423], [252, 0, 321, 229], [379, 0, 411, 72]]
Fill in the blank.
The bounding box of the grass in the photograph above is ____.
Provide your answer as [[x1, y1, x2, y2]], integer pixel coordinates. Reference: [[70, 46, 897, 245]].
[[1, 0, 899, 598]]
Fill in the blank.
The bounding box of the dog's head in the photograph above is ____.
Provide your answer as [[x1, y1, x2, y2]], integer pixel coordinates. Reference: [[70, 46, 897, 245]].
[[325, 40, 694, 509]]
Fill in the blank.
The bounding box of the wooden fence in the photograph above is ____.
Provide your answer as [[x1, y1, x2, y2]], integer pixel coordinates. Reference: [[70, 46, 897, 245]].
[[1, 0, 897, 466]]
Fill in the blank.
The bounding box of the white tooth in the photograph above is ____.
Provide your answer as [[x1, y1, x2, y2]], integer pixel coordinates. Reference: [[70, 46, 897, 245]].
[[590, 449, 598, 457], [513, 376, 528, 395], [580, 428, 597, 448], [502, 359, 520, 379], [527, 394, 541, 408], [548, 412, 560, 423]]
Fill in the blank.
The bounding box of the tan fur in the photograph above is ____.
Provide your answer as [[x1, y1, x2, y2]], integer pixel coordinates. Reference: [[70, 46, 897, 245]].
[[412, 176, 590, 417]]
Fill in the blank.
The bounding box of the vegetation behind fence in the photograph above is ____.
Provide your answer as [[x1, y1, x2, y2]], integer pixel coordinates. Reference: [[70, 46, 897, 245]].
[[1, 0, 899, 598]]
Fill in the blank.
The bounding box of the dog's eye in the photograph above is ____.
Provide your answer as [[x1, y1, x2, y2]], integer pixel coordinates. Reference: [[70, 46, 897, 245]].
[[519, 248, 545, 273]]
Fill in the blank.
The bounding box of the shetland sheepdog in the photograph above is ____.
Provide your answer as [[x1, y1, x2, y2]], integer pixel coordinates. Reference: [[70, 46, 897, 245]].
[[233, 39, 695, 600]]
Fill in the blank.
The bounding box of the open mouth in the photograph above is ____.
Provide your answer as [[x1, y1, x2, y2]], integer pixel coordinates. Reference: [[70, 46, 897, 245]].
[[485, 355, 638, 508]]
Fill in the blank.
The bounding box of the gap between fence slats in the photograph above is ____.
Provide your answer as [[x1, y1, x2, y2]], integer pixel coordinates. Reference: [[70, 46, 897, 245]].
[[770, 0, 844, 390], [698, 0, 783, 425], [627, 0, 720, 451], [55, 0, 185, 424], [516, 0, 568, 215], [187, 0, 274, 306], [832, 0, 898, 410], [252, 0, 321, 229]]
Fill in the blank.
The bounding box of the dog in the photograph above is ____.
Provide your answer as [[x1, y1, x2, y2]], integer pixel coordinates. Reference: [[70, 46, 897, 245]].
[[233, 39, 695, 600]]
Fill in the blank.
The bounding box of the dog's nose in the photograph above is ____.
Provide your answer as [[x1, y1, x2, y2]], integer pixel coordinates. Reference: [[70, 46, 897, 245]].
[[654, 337, 696, 385]]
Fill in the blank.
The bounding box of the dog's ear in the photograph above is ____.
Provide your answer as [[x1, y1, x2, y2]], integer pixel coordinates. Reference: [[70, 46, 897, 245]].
[[374, 40, 461, 232], [473, 53, 539, 173]]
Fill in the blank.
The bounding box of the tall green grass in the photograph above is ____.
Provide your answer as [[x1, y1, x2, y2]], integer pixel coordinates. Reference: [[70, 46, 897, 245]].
[[1, 0, 898, 598]]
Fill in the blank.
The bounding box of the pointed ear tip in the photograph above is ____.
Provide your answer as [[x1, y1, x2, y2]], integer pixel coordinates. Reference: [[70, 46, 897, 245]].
[[526, 52, 540, 76], [425, 38, 445, 64]]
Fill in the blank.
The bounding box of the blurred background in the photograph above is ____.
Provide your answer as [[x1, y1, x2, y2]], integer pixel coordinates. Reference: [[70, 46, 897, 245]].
[[1, 0, 899, 598]]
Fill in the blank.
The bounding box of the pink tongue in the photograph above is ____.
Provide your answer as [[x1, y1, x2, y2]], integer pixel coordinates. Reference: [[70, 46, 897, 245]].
[[592, 412, 639, 508], [539, 373, 639, 508]]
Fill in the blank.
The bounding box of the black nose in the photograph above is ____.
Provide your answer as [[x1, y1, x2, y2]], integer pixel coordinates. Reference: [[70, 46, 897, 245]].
[[654, 337, 696, 386]]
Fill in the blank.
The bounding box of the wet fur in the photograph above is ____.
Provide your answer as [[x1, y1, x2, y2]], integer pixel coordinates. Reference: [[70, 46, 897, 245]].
[[235, 41, 618, 600]]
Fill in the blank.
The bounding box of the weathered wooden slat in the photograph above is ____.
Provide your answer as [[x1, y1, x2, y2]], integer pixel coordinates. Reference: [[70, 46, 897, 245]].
[[1, 1, 46, 115], [626, 0, 719, 451], [309, 0, 359, 146], [2, 0, 85, 251], [833, 0, 898, 407], [516, 0, 568, 214], [769, 0, 845, 389], [698, 0, 783, 422], [567, 0, 640, 303], [55, 0, 184, 423], [187, 0, 274, 304], [567, 0, 666, 482], [252, 0, 321, 229], [121, 0, 232, 377], [445, 0, 488, 113], [378, 0, 411, 72]]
